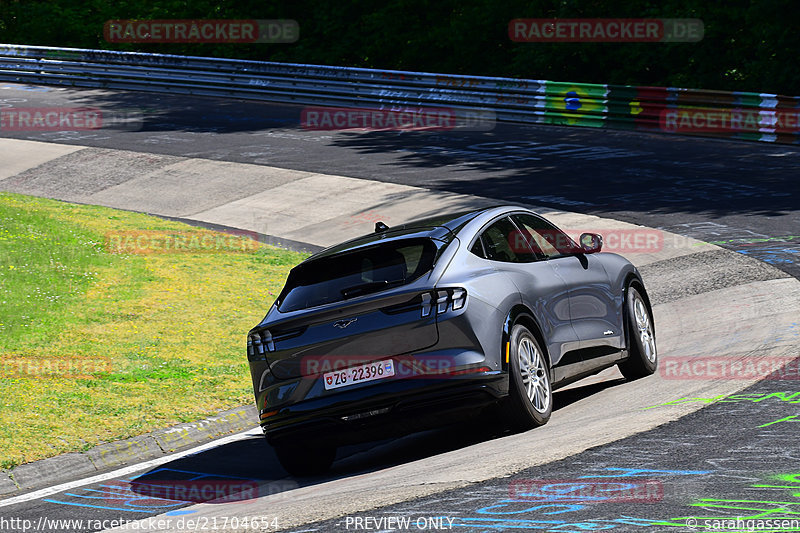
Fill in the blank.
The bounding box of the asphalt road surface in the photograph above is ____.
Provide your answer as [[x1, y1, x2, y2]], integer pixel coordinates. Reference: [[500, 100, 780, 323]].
[[302, 376, 800, 533], [1, 82, 799, 532], [2, 82, 799, 278], [3, 375, 799, 532]]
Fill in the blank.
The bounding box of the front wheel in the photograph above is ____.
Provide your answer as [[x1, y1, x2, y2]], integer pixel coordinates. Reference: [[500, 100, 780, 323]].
[[505, 323, 552, 430], [617, 285, 657, 380], [273, 441, 336, 477]]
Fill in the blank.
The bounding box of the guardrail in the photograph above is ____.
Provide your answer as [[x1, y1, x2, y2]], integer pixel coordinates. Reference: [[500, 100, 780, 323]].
[[0, 44, 797, 144]]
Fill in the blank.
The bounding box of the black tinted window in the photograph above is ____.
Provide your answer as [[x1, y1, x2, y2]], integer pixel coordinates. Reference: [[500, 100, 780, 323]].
[[470, 238, 485, 258], [478, 217, 537, 263], [511, 214, 581, 259], [278, 238, 438, 312]]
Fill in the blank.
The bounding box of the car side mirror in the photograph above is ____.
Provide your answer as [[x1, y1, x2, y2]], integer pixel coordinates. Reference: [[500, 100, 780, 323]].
[[579, 233, 603, 254]]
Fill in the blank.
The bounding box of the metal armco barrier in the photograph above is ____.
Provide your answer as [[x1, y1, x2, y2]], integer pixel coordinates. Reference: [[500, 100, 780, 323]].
[[0, 44, 798, 144]]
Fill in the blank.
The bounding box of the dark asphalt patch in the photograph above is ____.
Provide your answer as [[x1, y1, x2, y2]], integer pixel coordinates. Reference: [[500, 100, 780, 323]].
[[299, 364, 800, 532], [639, 249, 788, 305]]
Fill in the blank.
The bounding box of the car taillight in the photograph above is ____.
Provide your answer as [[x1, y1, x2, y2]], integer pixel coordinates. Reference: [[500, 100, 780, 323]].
[[424, 288, 467, 317], [436, 290, 449, 314], [451, 288, 466, 310], [421, 292, 433, 317], [248, 330, 275, 358]]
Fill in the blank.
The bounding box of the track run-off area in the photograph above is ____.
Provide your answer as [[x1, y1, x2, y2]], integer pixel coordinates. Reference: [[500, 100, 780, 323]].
[[1, 82, 799, 533]]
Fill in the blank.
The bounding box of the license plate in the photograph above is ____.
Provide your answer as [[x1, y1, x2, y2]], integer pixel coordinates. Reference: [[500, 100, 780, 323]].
[[323, 359, 395, 390]]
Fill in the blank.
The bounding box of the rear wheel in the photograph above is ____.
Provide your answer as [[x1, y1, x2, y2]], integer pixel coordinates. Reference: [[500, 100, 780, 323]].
[[618, 285, 657, 380], [505, 323, 552, 430], [273, 441, 336, 477]]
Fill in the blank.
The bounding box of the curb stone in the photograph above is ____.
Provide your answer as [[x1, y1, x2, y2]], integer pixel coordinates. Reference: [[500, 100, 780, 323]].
[[152, 405, 258, 453], [0, 405, 258, 498], [11, 453, 97, 492], [157, 214, 326, 255], [86, 435, 164, 471], [0, 471, 18, 493]]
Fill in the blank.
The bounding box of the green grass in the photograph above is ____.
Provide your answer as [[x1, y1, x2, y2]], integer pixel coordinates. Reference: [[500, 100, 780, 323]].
[[0, 192, 307, 468]]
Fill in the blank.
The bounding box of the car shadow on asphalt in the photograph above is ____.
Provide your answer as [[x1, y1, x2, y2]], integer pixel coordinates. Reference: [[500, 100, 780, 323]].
[[126, 375, 631, 507], [553, 377, 629, 411]]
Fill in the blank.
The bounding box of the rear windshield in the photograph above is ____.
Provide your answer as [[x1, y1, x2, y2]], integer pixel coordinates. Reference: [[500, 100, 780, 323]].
[[278, 238, 440, 312]]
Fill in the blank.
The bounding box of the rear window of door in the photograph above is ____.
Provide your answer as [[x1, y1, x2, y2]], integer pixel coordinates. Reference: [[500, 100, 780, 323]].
[[472, 217, 538, 262], [511, 214, 581, 259]]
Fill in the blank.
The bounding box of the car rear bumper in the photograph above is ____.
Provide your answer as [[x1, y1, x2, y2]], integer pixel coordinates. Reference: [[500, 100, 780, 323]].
[[260, 372, 508, 447]]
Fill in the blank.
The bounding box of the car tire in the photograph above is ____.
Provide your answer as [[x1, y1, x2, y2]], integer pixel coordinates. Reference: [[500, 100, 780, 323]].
[[273, 441, 336, 477], [617, 285, 657, 380], [505, 323, 552, 430]]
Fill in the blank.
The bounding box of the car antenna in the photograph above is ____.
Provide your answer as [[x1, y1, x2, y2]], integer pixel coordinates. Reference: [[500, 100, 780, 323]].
[[375, 221, 390, 233]]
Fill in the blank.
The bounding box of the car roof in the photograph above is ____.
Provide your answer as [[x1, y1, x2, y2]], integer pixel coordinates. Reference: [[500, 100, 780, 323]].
[[304, 207, 499, 262]]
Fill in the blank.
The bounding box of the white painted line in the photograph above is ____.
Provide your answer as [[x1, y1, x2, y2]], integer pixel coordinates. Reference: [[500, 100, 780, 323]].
[[0, 427, 264, 508]]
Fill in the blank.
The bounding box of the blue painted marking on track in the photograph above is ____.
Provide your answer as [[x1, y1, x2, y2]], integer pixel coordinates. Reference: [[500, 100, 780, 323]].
[[736, 246, 799, 265], [42, 499, 155, 512], [453, 517, 566, 528], [165, 509, 198, 516], [579, 467, 712, 478], [60, 487, 186, 509], [45, 488, 186, 512], [42, 468, 261, 513], [477, 502, 585, 515], [130, 468, 255, 481]]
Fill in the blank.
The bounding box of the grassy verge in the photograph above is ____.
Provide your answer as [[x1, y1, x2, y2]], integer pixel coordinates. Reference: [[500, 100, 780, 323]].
[[0, 192, 307, 469]]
